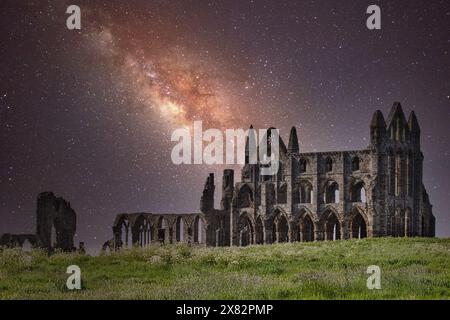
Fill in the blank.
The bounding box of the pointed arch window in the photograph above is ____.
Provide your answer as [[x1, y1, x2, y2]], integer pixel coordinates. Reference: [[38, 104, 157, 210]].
[[350, 181, 366, 203], [324, 181, 339, 204], [299, 181, 313, 204]]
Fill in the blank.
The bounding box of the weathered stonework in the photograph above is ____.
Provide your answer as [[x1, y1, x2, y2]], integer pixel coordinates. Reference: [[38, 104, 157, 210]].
[[110, 173, 231, 249], [0, 192, 77, 252], [111, 102, 435, 249], [36, 192, 77, 251]]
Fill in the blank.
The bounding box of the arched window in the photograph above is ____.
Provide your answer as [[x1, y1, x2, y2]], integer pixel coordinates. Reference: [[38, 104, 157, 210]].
[[238, 214, 254, 246], [351, 212, 367, 239], [120, 220, 131, 248], [299, 214, 314, 242], [299, 158, 307, 173], [352, 157, 360, 171], [351, 181, 366, 203], [276, 214, 289, 243], [324, 212, 341, 241], [325, 157, 333, 172], [324, 181, 339, 204], [135, 215, 150, 247], [299, 181, 313, 204]]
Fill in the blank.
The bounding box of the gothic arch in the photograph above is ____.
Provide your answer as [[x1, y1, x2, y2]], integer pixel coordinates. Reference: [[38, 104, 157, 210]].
[[299, 179, 313, 204], [114, 215, 131, 248], [323, 179, 339, 204], [349, 209, 368, 239], [298, 209, 315, 242], [271, 208, 289, 243], [321, 209, 342, 241], [238, 212, 254, 246], [132, 214, 152, 247], [350, 180, 366, 203], [276, 214, 289, 243]]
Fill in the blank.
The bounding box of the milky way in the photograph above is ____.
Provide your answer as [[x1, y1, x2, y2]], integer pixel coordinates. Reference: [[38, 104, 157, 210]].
[[0, 0, 449, 251]]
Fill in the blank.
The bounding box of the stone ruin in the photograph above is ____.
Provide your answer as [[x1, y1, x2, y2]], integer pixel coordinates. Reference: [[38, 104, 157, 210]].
[[0, 192, 77, 252], [110, 102, 436, 250]]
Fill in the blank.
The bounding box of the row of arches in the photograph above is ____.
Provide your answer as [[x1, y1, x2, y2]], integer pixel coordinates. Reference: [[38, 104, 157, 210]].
[[114, 214, 207, 249], [236, 209, 369, 246], [237, 179, 367, 208], [299, 156, 362, 174]]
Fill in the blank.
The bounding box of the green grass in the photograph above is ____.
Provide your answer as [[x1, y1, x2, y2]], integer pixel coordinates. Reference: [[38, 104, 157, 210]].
[[0, 237, 449, 299]]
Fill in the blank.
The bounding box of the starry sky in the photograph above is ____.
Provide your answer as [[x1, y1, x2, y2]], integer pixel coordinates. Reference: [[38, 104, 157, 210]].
[[0, 0, 449, 251]]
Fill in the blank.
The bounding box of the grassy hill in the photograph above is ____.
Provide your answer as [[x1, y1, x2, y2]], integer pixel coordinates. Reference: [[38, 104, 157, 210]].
[[0, 237, 449, 299]]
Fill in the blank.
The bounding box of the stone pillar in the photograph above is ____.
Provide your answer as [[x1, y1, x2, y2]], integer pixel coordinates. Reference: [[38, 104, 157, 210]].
[[263, 219, 272, 244], [169, 227, 174, 243], [239, 230, 244, 246], [288, 221, 295, 242]]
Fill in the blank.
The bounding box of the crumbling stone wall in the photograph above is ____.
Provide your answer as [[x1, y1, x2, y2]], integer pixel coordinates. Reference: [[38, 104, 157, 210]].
[[36, 192, 77, 251], [0, 192, 77, 252]]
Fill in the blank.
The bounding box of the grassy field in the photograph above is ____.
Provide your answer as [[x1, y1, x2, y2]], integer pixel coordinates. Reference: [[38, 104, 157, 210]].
[[0, 237, 449, 300]]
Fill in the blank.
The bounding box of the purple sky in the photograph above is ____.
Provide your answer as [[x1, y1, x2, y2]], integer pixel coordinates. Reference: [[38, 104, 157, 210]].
[[0, 0, 449, 250]]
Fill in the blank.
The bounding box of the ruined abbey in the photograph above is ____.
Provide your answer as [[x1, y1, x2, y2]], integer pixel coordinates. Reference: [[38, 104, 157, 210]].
[[111, 102, 436, 249], [0, 192, 77, 252]]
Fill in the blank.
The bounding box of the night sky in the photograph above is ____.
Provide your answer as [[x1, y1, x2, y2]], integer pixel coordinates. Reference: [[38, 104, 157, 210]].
[[1, 0, 449, 251]]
